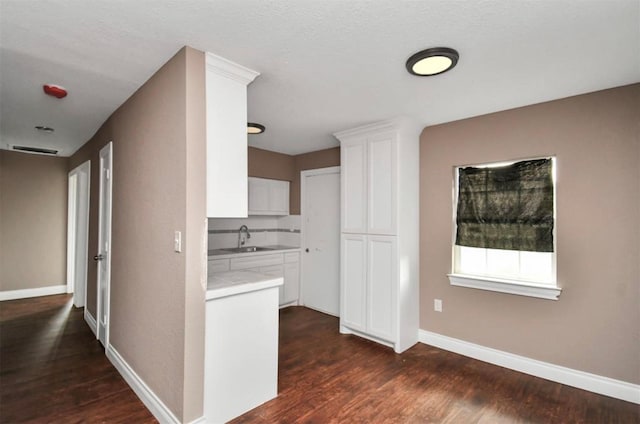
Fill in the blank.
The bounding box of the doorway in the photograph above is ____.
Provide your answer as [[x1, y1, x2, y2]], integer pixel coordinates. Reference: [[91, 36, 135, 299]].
[[67, 160, 91, 308], [96, 142, 113, 347], [300, 166, 340, 316]]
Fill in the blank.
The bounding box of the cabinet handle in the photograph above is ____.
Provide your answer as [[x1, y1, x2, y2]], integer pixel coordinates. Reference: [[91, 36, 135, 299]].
[[305, 248, 309, 253]]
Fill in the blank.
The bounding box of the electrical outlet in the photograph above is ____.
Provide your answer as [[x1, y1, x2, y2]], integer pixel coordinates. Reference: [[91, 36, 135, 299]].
[[434, 299, 443, 312]]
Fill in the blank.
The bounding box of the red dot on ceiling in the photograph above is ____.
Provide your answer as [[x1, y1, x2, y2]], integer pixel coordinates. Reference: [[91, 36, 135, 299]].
[[43, 84, 68, 99]]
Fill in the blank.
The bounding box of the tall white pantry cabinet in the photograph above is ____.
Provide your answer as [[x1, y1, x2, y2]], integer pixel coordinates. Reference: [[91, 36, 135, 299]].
[[334, 117, 420, 354]]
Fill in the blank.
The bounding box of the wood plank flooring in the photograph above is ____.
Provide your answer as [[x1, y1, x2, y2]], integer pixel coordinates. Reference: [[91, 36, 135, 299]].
[[234, 306, 639, 423], [0, 294, 156, 423], [1, 295, 638, 423]]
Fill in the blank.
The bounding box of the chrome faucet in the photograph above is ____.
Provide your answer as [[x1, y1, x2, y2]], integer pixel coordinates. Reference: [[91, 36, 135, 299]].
[[238, 225, 251, 248]]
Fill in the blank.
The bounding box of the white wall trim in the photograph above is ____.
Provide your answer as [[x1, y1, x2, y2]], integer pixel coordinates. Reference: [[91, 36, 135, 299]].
[[0, 285, 67, 301], [448, 273, 562, 300], [106, 344, 182, 424], [187, 417, 206, 424], [419, 329, 640, 404], [84, 310, 98, 337]]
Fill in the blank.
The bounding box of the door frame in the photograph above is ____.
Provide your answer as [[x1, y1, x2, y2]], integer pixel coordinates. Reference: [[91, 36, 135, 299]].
[[97, 142, 113, 346], [66, 160, 91, 308], [300, 166, 340, 312]]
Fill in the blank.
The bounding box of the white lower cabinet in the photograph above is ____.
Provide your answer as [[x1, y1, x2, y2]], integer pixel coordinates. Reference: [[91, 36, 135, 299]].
[[283, 261, 300, 304], [204, 280, 279, 423], [215, 251, 300, 306], [341, 234, 367, 332], [340, 234, 399, 347]]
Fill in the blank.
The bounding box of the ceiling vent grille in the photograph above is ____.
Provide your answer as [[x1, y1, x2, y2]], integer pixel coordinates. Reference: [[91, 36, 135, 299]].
[[11, 145, 59, 156]]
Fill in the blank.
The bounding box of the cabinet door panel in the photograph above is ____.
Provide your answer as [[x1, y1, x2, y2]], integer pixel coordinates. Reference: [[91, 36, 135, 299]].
[[248, 177, 270, 214], [368, 133, 397, 235], [269, 180, 290, 215], [283, 262, 299, 304], [367, 235, 396, 342], [341, 234, 367, 331], [341, 141, 367, 233]]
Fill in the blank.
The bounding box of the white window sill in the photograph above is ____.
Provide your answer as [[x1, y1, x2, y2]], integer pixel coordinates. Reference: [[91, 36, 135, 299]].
[[447, 274, 562, 300]]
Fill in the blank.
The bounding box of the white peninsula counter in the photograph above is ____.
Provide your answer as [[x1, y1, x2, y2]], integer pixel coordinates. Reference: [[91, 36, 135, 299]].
[[204, 270, 282, 423]]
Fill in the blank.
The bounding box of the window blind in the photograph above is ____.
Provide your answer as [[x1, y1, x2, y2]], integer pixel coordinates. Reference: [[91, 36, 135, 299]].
[[455, 158, 554, 252]]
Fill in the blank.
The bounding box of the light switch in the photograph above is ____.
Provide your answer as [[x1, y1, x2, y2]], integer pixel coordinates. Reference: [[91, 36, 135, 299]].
[[434, 299, 443, 312], [174, 231, 182, 253]]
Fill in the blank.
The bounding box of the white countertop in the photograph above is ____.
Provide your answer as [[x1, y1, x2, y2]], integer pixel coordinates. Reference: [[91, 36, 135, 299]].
[[206, 270, 283, 300]]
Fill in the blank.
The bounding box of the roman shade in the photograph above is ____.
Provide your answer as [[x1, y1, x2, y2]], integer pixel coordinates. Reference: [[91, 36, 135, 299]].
[[455, 158, 554, 252]]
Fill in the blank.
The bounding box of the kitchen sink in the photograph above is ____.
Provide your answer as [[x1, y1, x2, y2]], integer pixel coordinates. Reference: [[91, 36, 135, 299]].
[[222, 246, 274, 253]]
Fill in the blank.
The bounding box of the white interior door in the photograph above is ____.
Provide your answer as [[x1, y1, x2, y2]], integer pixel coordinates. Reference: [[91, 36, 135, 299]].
[[67, 161, 91, 308], [96, 142, 113, 347], [301, 166, 340, 316]]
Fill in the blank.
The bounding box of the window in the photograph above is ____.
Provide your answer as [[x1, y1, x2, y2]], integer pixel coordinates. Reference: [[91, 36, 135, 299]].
[[447, 157, 561, 300]]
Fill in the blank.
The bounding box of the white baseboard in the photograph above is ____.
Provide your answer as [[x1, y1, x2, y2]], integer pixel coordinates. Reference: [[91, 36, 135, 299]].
[[0, 284, 67, 301], [187, 417, 206, 424], [419, 330, 640, 404], [106, 344, 182, 424], [84, 310, 97, 337]]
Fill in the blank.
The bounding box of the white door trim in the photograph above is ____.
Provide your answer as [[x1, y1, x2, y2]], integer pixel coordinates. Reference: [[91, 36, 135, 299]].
[[67, 160, 91, 308], [300, 166, 340, 313], [97, 142, 113, 346]]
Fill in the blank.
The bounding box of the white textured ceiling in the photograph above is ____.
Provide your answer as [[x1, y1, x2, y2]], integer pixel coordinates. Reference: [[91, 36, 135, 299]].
[[1, 0, 639, 156]]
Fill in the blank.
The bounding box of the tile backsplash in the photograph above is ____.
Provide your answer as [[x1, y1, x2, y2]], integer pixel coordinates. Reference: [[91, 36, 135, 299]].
[[208, 215, 301, 249]]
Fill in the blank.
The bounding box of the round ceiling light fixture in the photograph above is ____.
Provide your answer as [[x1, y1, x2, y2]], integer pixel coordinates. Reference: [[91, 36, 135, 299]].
[[247, 123, 265, 134], [35, 125, 55, 133], [406, 47, 459, 76]]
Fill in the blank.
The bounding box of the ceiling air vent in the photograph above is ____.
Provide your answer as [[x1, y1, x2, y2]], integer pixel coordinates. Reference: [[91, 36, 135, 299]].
[[11, 145, 59, 156]]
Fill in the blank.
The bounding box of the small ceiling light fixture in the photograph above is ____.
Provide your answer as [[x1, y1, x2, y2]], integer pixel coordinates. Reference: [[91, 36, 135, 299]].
[[35, 125, 55, 133], [247, 123, 265, 134], [406, 47, 459, 76]]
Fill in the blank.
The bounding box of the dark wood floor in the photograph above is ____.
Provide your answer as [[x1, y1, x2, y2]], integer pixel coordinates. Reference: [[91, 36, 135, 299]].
[[233, 306, 639, 423], [0, 294, 156, 423], [2, 295, 638, 423]]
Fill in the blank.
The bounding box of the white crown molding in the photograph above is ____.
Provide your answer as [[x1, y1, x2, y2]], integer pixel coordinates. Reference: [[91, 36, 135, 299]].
[[205, 52, 259, 85], [0, 285, 67, 301], [333, 116, 421, 142], [419, 330, 640, 404]]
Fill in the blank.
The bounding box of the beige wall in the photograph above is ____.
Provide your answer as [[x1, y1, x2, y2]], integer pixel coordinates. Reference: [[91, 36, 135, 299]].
[[420, 84, 640, 384], [69, 46, 206, 421], [248, 147, 295, 181], [247, 146, 340, 214], [0, 150, 68, 291]]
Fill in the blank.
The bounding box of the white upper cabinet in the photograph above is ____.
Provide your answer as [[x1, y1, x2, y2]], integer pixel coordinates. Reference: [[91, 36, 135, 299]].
[[338, 129, 397, 235], [206, 53, 259, 218], [248, 177, 290, 216]]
